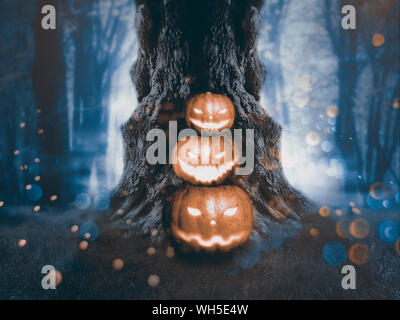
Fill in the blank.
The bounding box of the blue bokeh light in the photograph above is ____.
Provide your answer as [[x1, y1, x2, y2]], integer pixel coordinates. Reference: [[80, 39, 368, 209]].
[[26, 184, 42, 201], [378, 220, 399, 244], [322, 241, 347, 266]]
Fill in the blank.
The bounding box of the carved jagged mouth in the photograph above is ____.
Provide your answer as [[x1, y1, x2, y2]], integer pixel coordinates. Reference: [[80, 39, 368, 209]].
[[190, 119, 230, 130], [173, 228, 245, 248], [178, 159, 235, 183]]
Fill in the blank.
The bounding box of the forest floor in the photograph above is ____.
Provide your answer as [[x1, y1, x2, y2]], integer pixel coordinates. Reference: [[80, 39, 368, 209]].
[[0, 202, 398, 300]]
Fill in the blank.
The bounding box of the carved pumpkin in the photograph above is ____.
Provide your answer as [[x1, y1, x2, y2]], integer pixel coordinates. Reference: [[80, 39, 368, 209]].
[[172, 135, 238, 185], [186, 92, 235, 132], [171, 185, 253, 252]]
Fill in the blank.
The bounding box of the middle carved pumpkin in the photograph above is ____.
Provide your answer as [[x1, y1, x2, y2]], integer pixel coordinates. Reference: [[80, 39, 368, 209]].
[[185, 92, 235, 132], [172, 135, 239, 185]]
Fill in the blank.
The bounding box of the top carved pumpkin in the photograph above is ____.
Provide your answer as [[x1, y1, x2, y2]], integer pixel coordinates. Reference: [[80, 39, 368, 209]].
[[186, 92, 235, 132]]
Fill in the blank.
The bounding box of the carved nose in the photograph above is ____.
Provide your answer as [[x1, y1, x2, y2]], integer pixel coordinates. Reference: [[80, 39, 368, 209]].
[[210, 220, 216, 225]]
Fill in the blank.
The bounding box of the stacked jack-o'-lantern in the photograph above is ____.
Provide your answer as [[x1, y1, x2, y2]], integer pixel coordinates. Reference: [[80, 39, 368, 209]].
[[171, 92, 253, 252]]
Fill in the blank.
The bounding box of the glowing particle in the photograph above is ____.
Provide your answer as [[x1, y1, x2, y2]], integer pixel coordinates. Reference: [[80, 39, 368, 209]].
[[70, 225, 79, 233], [349, 218, 370, 239], [37, 108, 42, 114], [306, 131, 320, 146], [116, 209, 124, 216], [18, 239, 27, 247], [84, 232, 91, 240], [147, 274, 160, 288], [79, 240, 88, 250], [393, 99, 399, 109], [352, 207, 361, 215], [309, 227, 319, 237], [166, 246, 175, 259], [34, 176, 41, 181], [34, 205, 41, 212], [372, 33, 385, 47], [369, 182, 391, 200], [326, 105, 339, 118], [336, 219, 350, 239], [34, 158, 40, 163], [19, 122, 26, 128], [151, 229, 158, 237], [349, 201, 355, 207], [112, 258, 124, 271], [318, 206, 331, 217], [147, 247, 156, 256], [55, 270, 63, 286], [13, 150, 20, 155], [50, 195, 57, 201], [335, 209, 344, 216], [292, 91, 309, 108], [0, 201, 4, 207], [38, 128, 44, 134], [348, 243, 370, 265], [26, 184, 32, 190], [126, 219, 132, 225]]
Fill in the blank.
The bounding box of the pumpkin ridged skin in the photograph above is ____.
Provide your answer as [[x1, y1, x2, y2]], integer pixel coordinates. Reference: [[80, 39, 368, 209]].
[[171, 185, 253, 252], [185, 92, 235, 133]]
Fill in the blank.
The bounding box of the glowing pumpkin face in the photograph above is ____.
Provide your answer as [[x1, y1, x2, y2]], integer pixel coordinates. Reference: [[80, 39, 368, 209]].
[[186, 92, 235, 132], [172, 136, 239, 185], [171, 185, 253, 252]]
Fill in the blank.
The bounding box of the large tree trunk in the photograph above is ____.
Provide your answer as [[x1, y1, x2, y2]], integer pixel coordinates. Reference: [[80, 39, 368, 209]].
[[110, 0, 316, 244]]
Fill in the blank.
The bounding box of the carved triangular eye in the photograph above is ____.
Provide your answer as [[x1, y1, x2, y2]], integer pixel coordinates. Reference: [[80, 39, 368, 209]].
[[223, 207, 237, 216], [193, 108, 203, 114], [187, 207, 201, 216]]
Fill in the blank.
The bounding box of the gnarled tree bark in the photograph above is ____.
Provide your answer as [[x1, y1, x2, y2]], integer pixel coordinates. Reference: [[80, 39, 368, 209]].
[[110, 0, 316, 246]]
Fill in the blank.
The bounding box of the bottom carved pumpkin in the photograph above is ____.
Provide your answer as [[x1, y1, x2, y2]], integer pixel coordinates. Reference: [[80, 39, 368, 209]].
[[170, 185, 253, 252]]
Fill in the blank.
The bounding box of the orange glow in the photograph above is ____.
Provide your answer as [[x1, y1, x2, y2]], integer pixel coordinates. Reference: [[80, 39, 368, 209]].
[[185, 92, 235, 133], [336, 219, 350, 239], [0, 201, 4, 207], [395, 239, 399, 255], [147, 274, 160, 288], [372, 33, 385, 47], [348, 243, 370, 265], [112, 258, 124, 271], [18, 239, 27, 247], [309, 227, 319, 237], [147, 247, 156, 256], [34, 176, 41, 181], [173, 227, 245, 251], [34, 205, 40, 212], [352, 207, 362, 215], [166, 246, 175, 259], [369, 182, 391, 200], [79, 240, 88, 250], [70, 225, 79, 233], [326, 104, 339, 117], [19, 122, 26, 128], [335, 209, 344, 216], [349, 219, 370, 239], [171, 185, 253, 252], [318, 206, 330, 217], [13, 150, 20, 155], [25, 185, 32, 190], [172, 136, 239, 185], [50, 195, 58, 201]]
